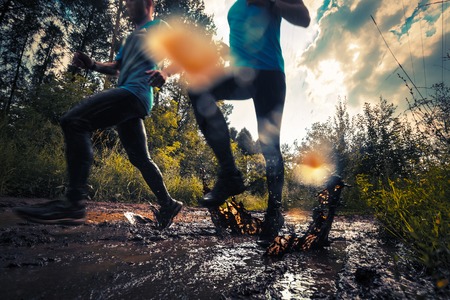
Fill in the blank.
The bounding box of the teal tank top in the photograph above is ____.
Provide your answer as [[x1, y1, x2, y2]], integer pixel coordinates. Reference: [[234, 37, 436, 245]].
[[227, 0, 284, 72]]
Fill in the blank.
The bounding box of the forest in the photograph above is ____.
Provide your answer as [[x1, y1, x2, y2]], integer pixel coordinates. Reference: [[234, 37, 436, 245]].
[[0, 0, 448, 287]]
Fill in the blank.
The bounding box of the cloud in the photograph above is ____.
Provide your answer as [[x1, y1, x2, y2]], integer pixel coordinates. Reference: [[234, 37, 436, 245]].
[[300, 0, 450, 113], [202, 0, 449, 145], [316, 0, 335, 22], [345, 0, 382, 32]]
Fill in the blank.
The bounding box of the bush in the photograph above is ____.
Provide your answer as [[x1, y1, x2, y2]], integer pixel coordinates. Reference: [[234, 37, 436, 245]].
[[90, 147, 152, 202], [357, 169, 450, 282], [89, 143, 203, 205], [0, 119, 66, 198], [237, 193, 267, 211], [164, 174, 203, 206]]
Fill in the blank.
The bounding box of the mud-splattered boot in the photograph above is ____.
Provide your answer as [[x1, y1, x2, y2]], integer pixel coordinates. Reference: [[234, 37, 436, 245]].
[[257, 209, 285, 247]]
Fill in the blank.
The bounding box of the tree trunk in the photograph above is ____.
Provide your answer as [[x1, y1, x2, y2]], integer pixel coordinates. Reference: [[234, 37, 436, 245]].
[[37, 39, 56, 85], [0, 0, 12, 27], [109, 0, 122, 62], [79, 5, 95, 52], [3, 32, 29, 117], [106, 0, 123, 85]]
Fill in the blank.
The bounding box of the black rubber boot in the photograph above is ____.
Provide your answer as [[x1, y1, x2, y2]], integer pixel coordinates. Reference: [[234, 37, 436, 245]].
[[198, 170, 246, 207], [257, 208, 284, 247]]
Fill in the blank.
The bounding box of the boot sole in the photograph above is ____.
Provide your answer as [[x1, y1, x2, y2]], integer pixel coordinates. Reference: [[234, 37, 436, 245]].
[[15, 212, 85, 226]]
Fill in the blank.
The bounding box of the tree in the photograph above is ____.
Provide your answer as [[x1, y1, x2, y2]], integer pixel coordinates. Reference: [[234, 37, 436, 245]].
[[356, 98, 422, 185], [332, 98, 351, 177], [1, 12, 40, 118], [32, 22, 66, 86], [408, 82, 450, 158], [0, 0, 13, 27], [298, 120, 334, 161], [236, 127, 257, 155], [108, 0, 126, 62], [230, 127, 238, 141], [64, 0, 113, 56], [0, 0, 225, 203], [154, 0, 216, 35]]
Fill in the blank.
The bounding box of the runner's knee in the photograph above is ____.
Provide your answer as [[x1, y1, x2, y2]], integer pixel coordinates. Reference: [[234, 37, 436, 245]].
[[60, 114, 89, 134]]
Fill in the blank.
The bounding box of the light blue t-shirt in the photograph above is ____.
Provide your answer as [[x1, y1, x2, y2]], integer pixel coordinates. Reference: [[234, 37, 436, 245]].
[[115, 19, 167, 114], [227, 0, 284, 72]]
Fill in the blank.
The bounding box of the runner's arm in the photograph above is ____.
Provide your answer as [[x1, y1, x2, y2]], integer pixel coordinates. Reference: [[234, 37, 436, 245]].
[[91, 61, 121, 76], [247, 0, 310, 27], [274, 0, 310, 27], [72, 51, 120, 76]]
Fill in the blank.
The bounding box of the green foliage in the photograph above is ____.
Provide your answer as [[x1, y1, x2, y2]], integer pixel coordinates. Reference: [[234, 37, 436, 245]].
[[236, 193, 267, 211], [0, 72, 98, 198], [359, 98, 411, 184], [235, 151, 266, 196], [87, 131, 204, 205], [0, 118, 66, 198], [30, 72, 98, 123], [155, 0, 216, 36], [90, 145, 151, 202], [357, 169, 450, 277], [236, 127, 258, 155], [164, 174, 203, 206], [0, 0, 218, 205], [145, 99, 180, 149]]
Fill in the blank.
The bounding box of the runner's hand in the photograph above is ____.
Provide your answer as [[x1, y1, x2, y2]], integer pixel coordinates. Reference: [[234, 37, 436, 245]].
[[146, 70, 168, 88], [72, 51, 94, 69]]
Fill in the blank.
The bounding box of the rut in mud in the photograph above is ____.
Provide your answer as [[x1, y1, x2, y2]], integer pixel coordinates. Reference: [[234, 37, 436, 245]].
[[0, 197, 447, 299]]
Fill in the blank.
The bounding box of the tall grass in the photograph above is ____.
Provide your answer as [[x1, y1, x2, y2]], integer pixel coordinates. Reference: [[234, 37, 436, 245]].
[[89, 140, 203, 204], [164, 173, 203, 206], [357, 168, 450, 283], [90, 147, 152, 202]]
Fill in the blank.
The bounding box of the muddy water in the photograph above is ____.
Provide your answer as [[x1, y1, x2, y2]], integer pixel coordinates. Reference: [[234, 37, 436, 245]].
[[0, 198, 447, 299]]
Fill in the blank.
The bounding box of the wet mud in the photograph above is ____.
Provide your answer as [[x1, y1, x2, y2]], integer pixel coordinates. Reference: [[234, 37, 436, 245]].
[[0, 197, 447, 299]]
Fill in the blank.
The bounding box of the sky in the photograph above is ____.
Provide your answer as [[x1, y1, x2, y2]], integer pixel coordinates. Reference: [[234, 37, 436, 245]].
[[202, 0, 450, 146]]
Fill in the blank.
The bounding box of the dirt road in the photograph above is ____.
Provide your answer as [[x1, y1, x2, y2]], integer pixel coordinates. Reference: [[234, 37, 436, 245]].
[[0, 198, 446, 299]]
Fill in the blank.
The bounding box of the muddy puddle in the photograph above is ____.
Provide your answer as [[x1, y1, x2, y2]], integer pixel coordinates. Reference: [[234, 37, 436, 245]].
[[0, 198, 447, 299]]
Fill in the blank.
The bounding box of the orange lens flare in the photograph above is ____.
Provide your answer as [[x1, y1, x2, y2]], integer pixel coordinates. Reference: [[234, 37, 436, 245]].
[[294, 149, 336, 187], [145, 18, 226, 91], [302, 152, 325, 168]]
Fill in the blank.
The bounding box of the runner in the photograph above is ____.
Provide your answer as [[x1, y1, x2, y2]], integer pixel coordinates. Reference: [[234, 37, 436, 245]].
[[149, 0, 310, 245], [14, 0, 182, 229]]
